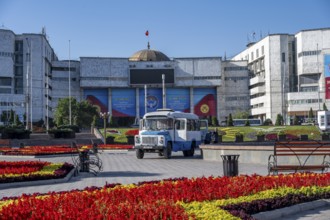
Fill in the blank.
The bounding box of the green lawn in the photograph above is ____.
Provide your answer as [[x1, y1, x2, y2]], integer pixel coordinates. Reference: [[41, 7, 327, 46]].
[[100, 125, 322, 143], [210, 125, 321, 142]]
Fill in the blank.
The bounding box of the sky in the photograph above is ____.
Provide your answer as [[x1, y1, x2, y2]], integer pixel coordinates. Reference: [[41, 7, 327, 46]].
[[0, 0, 329, 60]]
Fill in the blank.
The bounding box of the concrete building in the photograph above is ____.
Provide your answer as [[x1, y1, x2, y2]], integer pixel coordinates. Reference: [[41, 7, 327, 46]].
[[0, 28, 57, 129], [1, 27, 329, 128], [232, 28, 330, 124]]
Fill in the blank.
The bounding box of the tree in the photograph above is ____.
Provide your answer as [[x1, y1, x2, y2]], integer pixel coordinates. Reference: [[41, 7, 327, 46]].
[[54, 98, 98, 128], [308, 107, 314, 121], [211, 116, 218, 126], [233, 110, 250, 119], [275, 114, 283, 126], [293, 114, 299, 125], [245, 119, 250, 126], [227, 113, 234, 126], [323, 103, 328, 111]]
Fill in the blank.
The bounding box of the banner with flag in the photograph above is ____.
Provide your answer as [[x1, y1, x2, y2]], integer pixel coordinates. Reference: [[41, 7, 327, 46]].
[[145, 30, 149, 36]]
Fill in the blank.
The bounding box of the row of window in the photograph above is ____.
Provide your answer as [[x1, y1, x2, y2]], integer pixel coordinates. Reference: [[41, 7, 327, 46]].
[[251, 103, 264, 109], [250, 93, 265, 99], [193, 76, 221, 80], [224, 76, 249, 81], [224, 66, 247, 71], [0, 101, 24, 107], [0, 77, 11, 86], [249, 82, 265, 89], [300, 86, 318, 92], [298, 50, 321, 58], [245, 46, 265, 62], [51, 67, 76, 72], [225, 96, 249, 101], [288, 99, 322, 105], [52, 77, 77, 81], [0, 51, 14, 58]]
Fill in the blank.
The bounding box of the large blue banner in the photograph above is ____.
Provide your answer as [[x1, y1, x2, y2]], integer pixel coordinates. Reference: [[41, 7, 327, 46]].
[[112, 88, 136, 117], [139, 88, 163, 116], [166, 88, 190, 112], [193, 88, 216, 116], [84, 89, 108, 112]]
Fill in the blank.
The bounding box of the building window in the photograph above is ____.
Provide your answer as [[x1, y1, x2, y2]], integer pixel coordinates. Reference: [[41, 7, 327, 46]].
[[261, 46, 264, 55], [256, 49, 259, 58], [0, 77, 11, 86], [251, 52, 254, 60], [282, 53, 285, 62]]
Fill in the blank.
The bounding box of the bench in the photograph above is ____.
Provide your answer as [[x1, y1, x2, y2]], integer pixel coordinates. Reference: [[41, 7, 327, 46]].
[[268, 141, 330, 175]]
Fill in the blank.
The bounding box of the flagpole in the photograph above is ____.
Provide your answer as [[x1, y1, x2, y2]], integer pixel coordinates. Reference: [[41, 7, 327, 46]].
[[69, 40, 72, 125]]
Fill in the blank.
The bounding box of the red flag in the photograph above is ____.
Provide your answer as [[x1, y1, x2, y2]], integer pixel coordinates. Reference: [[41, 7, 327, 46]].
[[145, 30, 149, 36]]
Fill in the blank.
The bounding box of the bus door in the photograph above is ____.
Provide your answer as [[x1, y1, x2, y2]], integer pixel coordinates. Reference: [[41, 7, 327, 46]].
[[174, 118, 187, 150]]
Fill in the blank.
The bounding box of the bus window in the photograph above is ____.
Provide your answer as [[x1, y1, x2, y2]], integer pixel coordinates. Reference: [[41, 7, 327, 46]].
[[175, 120, 185, 130]]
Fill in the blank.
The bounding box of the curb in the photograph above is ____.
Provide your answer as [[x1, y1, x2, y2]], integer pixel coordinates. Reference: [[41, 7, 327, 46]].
[[0, 167, 76, 190], [252, 199, 330, 220]]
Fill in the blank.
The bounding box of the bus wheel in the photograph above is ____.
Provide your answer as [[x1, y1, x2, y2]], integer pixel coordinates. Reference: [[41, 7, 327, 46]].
[[158, 152, 164, 157], [136, 149, 144, 159], [164, 142, 172, 159], [188, 142, 195, 156]]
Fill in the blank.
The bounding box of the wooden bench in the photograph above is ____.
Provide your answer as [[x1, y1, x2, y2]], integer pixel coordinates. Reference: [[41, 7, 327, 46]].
[[268, 141, 330, 175]]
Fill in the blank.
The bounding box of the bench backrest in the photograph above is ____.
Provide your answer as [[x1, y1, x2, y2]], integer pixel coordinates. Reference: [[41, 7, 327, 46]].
[[274, 141, 330, 156]]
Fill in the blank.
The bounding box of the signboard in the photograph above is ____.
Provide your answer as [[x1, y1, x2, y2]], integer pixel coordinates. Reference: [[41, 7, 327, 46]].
[[130, 69, 174, 85], [193, 88, 216, 117], [84, 89, 108, 112], [325, 55, 330, 99], [166, 88, 190, 112], [139, 88, 163, 116], [112, 88, 136, 117]]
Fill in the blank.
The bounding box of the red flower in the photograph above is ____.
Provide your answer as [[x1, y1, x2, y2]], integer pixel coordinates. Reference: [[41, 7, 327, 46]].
[[125, 129, 139, 136]]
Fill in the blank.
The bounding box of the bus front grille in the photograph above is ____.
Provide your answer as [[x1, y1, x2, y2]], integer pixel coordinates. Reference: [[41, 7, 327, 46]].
[[142, 136, 158, 145]]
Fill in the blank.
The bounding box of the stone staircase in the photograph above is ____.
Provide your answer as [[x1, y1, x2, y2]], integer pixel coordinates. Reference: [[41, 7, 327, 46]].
[[4, 132, 103, 147]]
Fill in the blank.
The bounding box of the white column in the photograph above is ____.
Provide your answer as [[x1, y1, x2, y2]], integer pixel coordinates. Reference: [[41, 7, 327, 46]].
[[108, 88, 112, 123]]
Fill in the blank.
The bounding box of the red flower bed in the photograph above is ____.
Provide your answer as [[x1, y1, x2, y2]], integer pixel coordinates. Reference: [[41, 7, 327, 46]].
[[0, 161, 50, 175], [98, 144, 133, 149], [0, 161, 74, 183], [125, 129, 139, 136], [0, 173, 329, 219], [0, 144, 133, 156]]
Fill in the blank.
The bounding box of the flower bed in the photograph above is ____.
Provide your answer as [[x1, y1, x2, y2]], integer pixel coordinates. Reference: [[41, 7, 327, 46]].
[[0, 173, 329, 219], [0, 161, 74, 184], [0, 144, 133, 156]]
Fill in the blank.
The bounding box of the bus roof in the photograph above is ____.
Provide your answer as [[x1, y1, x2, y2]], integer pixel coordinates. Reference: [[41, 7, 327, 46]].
[[143, 109, 199, 120]]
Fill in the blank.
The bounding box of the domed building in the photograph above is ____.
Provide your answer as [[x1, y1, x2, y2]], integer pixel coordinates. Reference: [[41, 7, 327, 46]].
[[128, 49, 171, 62], [80, 44, 249, 126]]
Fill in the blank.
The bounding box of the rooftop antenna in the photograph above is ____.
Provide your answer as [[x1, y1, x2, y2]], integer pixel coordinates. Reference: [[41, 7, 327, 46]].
[[224, 51, 227, 61]]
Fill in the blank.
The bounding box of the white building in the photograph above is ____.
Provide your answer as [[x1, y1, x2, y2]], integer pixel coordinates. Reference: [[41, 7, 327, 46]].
[[232, 28, 330, 124], [0, 28, 57, 129]]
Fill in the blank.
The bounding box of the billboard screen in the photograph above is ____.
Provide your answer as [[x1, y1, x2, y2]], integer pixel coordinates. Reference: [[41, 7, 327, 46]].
[[112, 88, 136, 117], [193, 88, 216, 117], [325, 55, 330, 99], [130, 69, 174, 85], [84, 89, 108, 112]]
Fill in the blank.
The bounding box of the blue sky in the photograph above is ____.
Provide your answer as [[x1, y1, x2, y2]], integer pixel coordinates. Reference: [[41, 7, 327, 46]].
[[1, 0, 329, 60]]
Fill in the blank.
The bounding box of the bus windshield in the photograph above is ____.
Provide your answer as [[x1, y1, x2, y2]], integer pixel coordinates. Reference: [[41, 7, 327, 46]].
[[143, 117, 174, 131]]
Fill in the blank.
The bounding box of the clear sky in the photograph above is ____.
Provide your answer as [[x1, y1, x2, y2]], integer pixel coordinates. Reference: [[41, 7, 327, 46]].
[[1, 0, 329, 60]]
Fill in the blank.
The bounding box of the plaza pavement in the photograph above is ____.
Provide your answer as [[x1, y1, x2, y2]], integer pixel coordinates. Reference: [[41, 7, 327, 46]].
[[1, 149, 329, 219]]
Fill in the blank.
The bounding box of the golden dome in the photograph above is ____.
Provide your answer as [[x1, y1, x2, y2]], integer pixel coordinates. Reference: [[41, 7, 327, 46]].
[[129, 49, 170, 61]]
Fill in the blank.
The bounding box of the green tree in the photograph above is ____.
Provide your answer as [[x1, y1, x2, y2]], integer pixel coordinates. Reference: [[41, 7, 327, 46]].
[[227, 113, 234, 126], [308, 107, 314, 121], [211, 116, 218, 126], [245, 119, 250, 126], [275, 114, 283, 126], [323, 103, 328, 111], [54, 98, 98, 128], [293, 114, 299, 125], [233, 110, 250, 119]]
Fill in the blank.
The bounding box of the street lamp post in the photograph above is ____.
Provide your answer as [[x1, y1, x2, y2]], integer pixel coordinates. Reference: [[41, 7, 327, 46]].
[[99, 112, 110, 146]]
